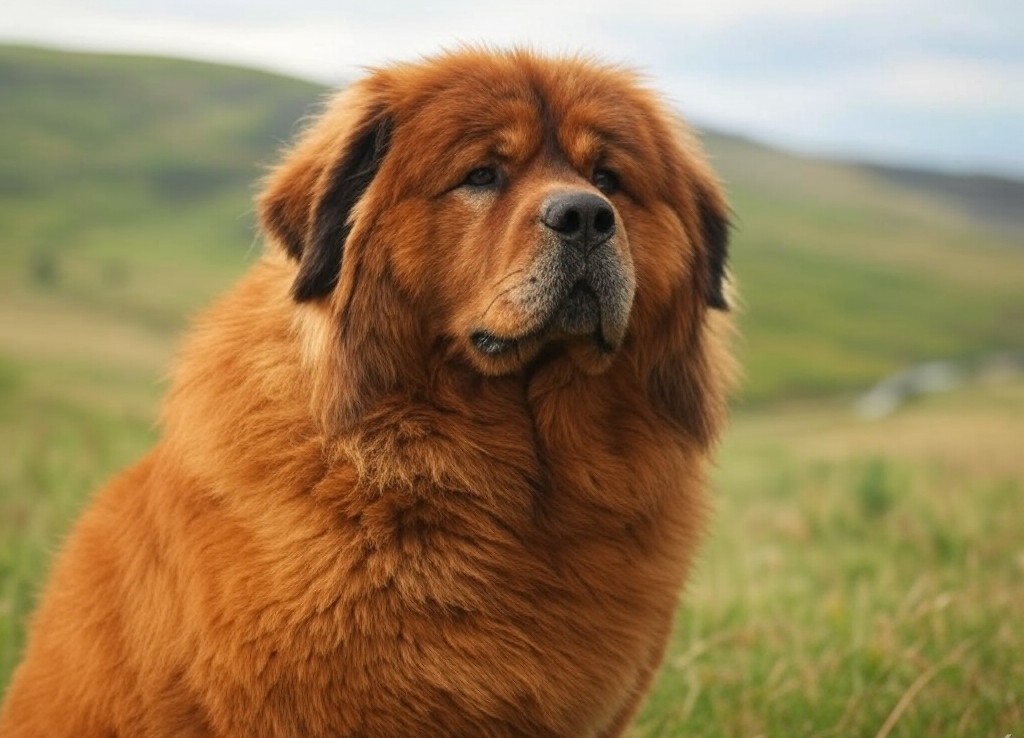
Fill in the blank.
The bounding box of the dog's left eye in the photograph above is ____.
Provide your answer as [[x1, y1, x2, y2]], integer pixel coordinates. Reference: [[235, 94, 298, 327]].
[[593, 168, 620, 195], [463, 166, 498, 187]]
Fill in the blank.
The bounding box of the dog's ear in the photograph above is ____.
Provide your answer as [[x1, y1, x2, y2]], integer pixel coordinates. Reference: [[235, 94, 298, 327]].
[[260, 89, 419, 433], [661, 118, 731, 311], [258, 96, 393, 302], [641, 122, 733, 445], [698, 186, 731, 311]]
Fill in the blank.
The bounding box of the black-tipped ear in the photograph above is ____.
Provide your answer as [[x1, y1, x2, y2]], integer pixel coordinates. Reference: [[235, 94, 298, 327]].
[[698, 192, 730, 310], [292, 114, 393, 302]]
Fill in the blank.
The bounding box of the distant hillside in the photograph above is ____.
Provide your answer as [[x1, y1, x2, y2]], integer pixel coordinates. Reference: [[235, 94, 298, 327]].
[[699, 128, 1024, 400], [700, 129, 1024, 236], [0, 44, 321, 328], [0, 44, 320, 199], [1, 44, 1022, 404], [861, 164, 1024, 235]]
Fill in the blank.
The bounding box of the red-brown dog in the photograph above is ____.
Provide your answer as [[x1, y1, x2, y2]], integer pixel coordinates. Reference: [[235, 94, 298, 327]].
[[1, 49, 733, 737]]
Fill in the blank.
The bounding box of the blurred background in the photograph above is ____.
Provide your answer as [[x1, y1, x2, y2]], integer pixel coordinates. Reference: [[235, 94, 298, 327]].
[[1, 1, 1022, 735]]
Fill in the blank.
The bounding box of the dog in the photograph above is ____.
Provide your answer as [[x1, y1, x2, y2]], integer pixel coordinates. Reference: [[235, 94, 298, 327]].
[[0, 48, 733, 737]]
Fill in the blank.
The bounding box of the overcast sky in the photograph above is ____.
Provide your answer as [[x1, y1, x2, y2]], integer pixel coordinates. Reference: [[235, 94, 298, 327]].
[[3, 0, 1022, 177]]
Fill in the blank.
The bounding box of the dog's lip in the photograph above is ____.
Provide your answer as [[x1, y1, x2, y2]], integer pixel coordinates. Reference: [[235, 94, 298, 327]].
[[471, 327, 615, 357], [471, 283, 616, 358], [471, 330, 522, 356]]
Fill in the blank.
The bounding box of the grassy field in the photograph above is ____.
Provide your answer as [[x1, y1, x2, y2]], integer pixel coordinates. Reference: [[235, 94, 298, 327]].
[[636, 382, 1024, 736], [1, 44, 1023, 734]]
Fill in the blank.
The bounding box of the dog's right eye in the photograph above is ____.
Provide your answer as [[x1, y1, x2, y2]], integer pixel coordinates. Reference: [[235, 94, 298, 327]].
[[463, 167, 498, 187]]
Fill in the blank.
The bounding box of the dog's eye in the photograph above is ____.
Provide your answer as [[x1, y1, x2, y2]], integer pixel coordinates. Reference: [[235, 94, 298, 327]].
[[593, 168, 620, 195], [463, 166, 498, 187]]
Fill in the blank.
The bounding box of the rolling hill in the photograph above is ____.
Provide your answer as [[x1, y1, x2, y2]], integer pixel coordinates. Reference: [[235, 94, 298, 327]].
[[1, 42, 1022, 407]]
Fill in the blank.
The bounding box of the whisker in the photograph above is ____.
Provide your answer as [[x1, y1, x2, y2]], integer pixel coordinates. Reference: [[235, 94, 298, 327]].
[[481, 269, 529, 322]]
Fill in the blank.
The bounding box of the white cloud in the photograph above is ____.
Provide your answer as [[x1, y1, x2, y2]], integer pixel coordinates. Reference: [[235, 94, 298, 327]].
[[870, 57, 1024, 111], [594, 0, 889, 27], [0, 6, 626, 82], [1, 0, 1021, 174]]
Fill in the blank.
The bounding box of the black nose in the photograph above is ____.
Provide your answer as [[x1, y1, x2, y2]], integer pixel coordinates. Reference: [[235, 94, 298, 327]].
[[541, 191, 616, 251]]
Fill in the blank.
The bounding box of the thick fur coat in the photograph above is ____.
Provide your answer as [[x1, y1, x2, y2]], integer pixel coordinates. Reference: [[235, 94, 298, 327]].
[[1, 49, 733, 737]]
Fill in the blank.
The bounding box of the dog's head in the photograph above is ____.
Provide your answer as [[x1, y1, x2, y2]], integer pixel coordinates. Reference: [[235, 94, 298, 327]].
[[259, 49, 730, 435]]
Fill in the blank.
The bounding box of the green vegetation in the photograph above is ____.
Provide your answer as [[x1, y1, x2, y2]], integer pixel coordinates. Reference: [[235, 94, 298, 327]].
[[1, 44, 1022, 735], [704, 133, 1024, 401], [0, 44, 321, 332], [635, 383, 1024, 736]]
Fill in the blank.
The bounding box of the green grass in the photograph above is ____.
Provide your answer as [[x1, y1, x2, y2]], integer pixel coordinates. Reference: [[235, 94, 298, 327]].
[[632, 383, 1024, 736], [0, 355, 159, 678], [1, 44, 1023, 734]]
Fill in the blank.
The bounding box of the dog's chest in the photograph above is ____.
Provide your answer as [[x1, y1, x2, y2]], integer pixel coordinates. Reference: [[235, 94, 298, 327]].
[[271, 460, 681, 735], [222, 403, 693, 736]]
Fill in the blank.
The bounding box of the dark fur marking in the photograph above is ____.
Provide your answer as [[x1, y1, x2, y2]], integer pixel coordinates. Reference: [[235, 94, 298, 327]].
[[698, 192, 730, 310], [529, 81, 561, 160], [293, 114, 394, 302]]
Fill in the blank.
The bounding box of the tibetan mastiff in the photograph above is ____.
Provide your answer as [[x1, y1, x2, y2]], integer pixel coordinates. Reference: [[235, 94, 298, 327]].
[[1, 49, 733, 737]]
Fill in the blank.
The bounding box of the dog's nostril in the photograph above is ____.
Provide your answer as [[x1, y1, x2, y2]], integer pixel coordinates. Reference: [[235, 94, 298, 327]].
[[542, 202, 584, 235], [561, 209, 582, 234], [593, 207, 614, 235]]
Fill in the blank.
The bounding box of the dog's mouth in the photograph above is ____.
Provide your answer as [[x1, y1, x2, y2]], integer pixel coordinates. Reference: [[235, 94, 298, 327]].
[[470, 234, 636, 371], [472, 280, 615, 358]]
